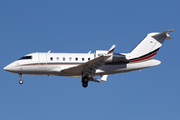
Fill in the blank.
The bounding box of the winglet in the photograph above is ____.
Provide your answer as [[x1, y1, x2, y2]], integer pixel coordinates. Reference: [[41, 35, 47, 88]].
[[107, 45, 116, 54]]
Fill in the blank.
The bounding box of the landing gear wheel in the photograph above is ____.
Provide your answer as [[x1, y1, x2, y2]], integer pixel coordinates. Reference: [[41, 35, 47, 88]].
[[82, 77, 89, 88], [19, 74, 23, 84], [82, 82, 88, 88], [19, 80, 23, 84], [83, 77, 89, 83]]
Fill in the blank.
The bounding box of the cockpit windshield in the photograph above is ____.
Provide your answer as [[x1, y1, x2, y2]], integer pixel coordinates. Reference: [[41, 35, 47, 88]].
[[19, 56, 32, 60]]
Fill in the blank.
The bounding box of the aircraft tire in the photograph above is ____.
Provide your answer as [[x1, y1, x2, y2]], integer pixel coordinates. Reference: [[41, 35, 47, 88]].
[[82, 82, 88, 88], [19, 80, 23, 84], [82, 77, 89, 88], [83, 77, 89, 83]]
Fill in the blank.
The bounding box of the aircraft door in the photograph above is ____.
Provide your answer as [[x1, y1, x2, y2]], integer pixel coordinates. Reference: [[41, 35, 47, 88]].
[[38, 53, 47, 67]]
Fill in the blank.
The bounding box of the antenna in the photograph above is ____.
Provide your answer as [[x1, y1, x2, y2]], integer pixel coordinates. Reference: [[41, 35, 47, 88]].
[[48, 50, 51, 53]]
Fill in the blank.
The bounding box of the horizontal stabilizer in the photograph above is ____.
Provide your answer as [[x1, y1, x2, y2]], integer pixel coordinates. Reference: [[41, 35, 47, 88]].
[[152, 30, 174, 39]]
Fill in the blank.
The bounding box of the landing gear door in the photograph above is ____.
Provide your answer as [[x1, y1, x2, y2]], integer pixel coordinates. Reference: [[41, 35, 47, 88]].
[[38, 53, 47, 67]]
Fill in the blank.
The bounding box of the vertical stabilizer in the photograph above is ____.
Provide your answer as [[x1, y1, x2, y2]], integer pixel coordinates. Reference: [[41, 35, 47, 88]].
[[126, 30, 174, 62]]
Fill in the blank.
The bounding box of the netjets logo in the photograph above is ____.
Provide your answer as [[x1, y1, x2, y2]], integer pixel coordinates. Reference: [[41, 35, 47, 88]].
[[98, 53, 107, 56]]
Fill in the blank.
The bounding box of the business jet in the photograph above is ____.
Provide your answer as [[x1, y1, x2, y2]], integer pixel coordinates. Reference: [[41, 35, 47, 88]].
[[4, 30, 174, 88]]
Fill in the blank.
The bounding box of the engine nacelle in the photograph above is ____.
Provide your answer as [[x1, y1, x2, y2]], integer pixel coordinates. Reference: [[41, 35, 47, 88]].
[[95, 50, 128, 63], [112, 53, 128, 62]]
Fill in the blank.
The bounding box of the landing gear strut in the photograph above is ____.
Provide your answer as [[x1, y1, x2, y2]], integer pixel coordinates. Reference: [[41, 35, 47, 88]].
[[19, 74, 23, 84], [82, 77, 89, 88]]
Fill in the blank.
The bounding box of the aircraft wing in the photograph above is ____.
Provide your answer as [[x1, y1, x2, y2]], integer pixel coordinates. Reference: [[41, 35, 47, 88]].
[[61, 56, 111, 77]]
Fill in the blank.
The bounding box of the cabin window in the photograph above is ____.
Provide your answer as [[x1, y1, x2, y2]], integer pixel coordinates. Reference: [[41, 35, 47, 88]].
[[50, 57, 53, 61], [19, 56, 32, 60], [76, 58, 78, 61], [63, 57, 65, 61], [82, 58, 84, 61], [88, 58, 90, 61], [57, 57, 59, 61], [69, 57, 72, 61]]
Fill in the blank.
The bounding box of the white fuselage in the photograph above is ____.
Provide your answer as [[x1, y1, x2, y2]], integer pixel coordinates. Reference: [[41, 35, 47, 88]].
[[4, 52, 161, 78], [3, 30, 173, 87]]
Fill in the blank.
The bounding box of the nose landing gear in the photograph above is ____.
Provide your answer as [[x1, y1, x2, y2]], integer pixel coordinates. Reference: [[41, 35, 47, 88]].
[[19, 74, 23, 84]]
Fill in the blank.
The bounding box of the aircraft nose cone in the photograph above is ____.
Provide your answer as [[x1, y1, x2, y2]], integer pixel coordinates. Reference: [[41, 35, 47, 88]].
[[4, 62, 21, 73], [4, 65, 9, 71], [4, 64, 14, 72]]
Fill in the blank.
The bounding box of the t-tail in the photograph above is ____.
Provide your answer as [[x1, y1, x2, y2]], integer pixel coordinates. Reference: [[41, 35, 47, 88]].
[[125, 30, 174, 63]]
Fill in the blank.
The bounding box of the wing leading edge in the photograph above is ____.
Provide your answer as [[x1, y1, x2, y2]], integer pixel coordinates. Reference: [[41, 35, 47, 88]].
[[61, 45, 115, 78], [61, 55, 111, 77]]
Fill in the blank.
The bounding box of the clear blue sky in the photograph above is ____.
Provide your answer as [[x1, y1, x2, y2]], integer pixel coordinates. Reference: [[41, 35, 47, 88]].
[[1, 0, 180, 120]]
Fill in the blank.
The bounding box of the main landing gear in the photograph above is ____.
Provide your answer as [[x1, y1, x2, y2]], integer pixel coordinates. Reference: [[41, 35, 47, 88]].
[[19, 74, 23, 84], [82, 77, 89, 88]]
